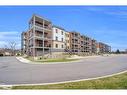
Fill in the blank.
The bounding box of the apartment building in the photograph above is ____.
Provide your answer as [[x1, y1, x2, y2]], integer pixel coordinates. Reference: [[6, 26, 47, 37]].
[[70, 31, 81, 53], [52, 25, 66, 53], [24, 15, 52, 56], [97, 42, 111, 53], [80, 35, 92, 54], [65, 31, 71, 52], [91, 39, 97, 54], [21, 32, 28, 55], [21, 14, 111, 57]]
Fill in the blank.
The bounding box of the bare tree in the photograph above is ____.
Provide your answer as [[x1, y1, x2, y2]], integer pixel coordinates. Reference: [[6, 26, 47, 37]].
[[4, 41, 17, 56], [9, 42, 17, 56]]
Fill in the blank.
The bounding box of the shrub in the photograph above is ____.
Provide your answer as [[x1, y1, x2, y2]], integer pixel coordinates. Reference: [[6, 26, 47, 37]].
[[0, 53, 3, 56]]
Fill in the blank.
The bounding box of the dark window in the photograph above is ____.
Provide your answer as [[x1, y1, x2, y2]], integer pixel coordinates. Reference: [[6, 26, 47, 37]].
[[56, 44, 58, 48], [56, 36, 58, 41], [61, 38, 63, 42], [61, 31, 63, 35], [56, 29, 58, 33], [61, 44, 64, 48]]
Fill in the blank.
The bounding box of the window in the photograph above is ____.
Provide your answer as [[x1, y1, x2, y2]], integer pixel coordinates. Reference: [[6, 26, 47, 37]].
[[56, 36, 58, 41], [56, 29, 58, 33], [56, 44, 58, 48], [61, 44, 64, 48], [61, 38, 63, 42], [61, 31, 63, 35]]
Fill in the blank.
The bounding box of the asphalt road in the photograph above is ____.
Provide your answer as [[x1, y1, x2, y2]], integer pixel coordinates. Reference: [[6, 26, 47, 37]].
[[0, 54, 127, 85]]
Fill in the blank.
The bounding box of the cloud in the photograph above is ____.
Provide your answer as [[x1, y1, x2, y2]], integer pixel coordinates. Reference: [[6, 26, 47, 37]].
[[0, 41, 7, 47], [0, 31, 21, 49], [92, 29, 127, 51], [86, 6, 127, 19], [108, 42, 127, 51]]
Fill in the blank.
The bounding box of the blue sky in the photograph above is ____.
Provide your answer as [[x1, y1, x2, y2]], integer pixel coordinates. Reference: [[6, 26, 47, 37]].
[[0, 6, 127, 51]]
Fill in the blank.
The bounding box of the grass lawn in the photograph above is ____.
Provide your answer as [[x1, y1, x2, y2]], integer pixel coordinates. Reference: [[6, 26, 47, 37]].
[[25, 57, 79, 63], [0, 87, 4, 89], [35, 58, 78, 62], [11, 72, 127, 89]]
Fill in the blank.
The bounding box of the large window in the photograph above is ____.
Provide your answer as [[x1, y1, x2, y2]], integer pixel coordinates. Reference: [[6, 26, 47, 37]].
[[61, 31, 63, 35], [61, 38, 63, 42], [56, 29, 58, 33], [56, 44, 58, 48], [56, 36, 58, 41], [61, 44, 64, 48]]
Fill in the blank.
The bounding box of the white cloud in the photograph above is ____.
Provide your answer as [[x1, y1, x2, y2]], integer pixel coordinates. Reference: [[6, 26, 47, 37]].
[[0, 31, 21, 49], [108, 42, 127, 51], [86, 6, 127, 19], [0, 41, 8, 48]]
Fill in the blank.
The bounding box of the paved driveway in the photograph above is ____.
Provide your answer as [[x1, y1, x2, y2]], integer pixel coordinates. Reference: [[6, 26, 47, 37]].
[[0, 55, 127, 85]]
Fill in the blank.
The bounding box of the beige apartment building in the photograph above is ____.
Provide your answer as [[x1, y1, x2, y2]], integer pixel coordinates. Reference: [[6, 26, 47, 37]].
[[69, 31, 81, 53], [21, 14, 111, 57], [80, 35, 92, 54], [65, 32, 71, 52], [96, 42, 111, 54], [91, 39, 97, 54], [21, 14, 52, 56], [52, 25, 66, 53]]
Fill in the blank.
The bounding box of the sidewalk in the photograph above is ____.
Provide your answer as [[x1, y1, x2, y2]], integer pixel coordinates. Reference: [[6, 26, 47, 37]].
[[16, 57, 31, 63]]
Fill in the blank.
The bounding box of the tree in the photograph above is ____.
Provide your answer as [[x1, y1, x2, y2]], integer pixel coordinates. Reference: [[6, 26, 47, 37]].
[[116, 49, 120, 54], [9, 42, 17, 56], [4, 41, 17, 56]]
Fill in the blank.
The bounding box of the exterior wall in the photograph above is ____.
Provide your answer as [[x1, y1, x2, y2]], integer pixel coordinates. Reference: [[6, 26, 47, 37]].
[[65, 32, 70, 51], [27, 14, 52, 57], [96, 43, 100, 53], [97, 42, 111, 54], [52, 41, 65, 52], [21, 32, 28, 55], [70, 32, 81, 53], [80, 35, 92, 54], [52, 26, 66, 52], [84, 36, 92, 54], [52, 41, 65, 50], [91, 39, 97, 54]]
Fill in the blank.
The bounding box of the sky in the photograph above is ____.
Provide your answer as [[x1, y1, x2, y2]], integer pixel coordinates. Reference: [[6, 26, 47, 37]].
[[0, 6, 127, 51]]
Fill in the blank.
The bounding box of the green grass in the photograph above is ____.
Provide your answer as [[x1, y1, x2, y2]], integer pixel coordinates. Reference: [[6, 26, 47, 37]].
[[35, 58, 78, 62], [0, 87, 4, 89], [25, 56, 78, 63], [12, 72, 127, 89]]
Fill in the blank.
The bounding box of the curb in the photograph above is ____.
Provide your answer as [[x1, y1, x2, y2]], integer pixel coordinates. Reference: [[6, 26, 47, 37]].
[[16, 57, 31, 63], [16, 56, 101, 65], [16, 57, 84, 64]]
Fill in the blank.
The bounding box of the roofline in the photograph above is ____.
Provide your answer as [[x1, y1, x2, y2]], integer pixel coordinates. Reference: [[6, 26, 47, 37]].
[[52, 25, 66, 31], [29, 14, 52, 24]]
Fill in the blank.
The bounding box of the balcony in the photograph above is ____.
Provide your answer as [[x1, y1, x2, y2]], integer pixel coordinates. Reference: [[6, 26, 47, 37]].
[[35, 33, 52, 40], [35, 44, 51, 48], [35, 23, 52, 30]]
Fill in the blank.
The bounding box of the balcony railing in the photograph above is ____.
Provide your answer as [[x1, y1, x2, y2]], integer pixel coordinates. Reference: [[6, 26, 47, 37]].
[[35, 44, 51, 48], [35, 23, 52, 30], [35, 34, 52, 40]]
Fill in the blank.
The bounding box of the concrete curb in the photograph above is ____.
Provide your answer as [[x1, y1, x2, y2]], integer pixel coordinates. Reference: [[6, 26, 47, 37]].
[[0, 69, 127, 88], [16, 57, 84, 64], [16, 56, 101, 65], [16, 57, 31, 63]]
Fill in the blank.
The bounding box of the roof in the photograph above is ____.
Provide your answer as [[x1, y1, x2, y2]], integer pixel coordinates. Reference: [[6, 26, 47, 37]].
[[52, 25, 66, 31]]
